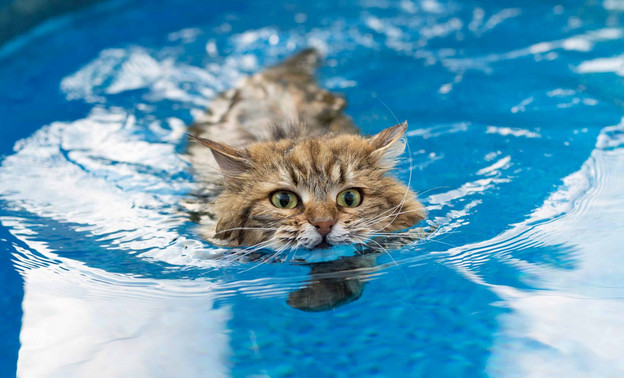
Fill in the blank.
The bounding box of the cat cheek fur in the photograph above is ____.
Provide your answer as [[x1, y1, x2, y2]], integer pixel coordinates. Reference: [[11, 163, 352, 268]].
[[208, 127, 426, 248], [340, 183, 425, 238]]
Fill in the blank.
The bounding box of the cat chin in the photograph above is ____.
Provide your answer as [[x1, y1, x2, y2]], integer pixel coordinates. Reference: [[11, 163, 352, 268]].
[[289, 244, 360, 264]]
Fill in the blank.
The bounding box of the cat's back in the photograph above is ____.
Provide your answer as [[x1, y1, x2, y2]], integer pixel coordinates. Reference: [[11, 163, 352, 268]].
[[189, 48, 358, 150]]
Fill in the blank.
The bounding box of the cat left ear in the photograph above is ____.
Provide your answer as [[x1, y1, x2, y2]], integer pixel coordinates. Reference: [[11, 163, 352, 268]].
[[188, 134, 251, 175], [369, 121, 408, 167]]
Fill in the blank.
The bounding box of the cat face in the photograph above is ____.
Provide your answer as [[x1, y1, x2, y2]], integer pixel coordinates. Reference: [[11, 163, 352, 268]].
[[192, 122, 425, 250]]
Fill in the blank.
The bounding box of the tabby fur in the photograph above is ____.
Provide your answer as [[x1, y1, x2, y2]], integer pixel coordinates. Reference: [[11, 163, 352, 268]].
[[188, 49, 425, 250]]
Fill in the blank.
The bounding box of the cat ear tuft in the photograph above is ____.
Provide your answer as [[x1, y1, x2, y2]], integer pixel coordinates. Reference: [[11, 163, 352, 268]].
[[188, 134, 251, 175], [369, 121, 408, 167]]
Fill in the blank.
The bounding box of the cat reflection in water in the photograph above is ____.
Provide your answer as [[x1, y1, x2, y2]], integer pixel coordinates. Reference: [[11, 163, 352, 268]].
[[187, 49, 427, 311]]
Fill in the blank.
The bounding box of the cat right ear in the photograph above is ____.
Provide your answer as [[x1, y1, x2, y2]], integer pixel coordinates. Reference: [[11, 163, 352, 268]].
[[188, 134, 251, 175], [368, 121, 408, 167]]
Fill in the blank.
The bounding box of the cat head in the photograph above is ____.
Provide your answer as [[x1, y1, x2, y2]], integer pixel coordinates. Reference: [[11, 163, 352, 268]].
[[192, 122, 425, 250]]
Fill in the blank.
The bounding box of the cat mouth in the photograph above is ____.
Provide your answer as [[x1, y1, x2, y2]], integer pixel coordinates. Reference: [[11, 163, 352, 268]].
[[315, 242, 332, 249]]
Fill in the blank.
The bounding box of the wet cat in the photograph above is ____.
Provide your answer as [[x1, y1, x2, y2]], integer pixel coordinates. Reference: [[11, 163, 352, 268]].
[[187, 48, 426, 252]]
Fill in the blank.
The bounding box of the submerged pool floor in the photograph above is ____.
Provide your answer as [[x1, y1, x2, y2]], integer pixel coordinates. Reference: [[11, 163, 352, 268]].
[[1, 0, 624, 376]]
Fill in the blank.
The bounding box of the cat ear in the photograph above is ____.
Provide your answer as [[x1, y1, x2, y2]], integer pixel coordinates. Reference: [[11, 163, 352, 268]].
[[368, 121, 408, 167], [189, 134, 251, 175]]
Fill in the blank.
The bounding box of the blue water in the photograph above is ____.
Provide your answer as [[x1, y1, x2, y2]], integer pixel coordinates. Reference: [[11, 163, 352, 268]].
[[1, 0, 624, 376]]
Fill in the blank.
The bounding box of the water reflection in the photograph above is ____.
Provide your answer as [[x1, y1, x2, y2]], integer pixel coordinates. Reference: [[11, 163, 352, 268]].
[[287, 255, 375, 311], [226, 229, 432, 312]]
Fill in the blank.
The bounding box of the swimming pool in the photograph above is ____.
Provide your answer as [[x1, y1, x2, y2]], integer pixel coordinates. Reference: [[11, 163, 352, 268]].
[[1, 0, 623, 376]]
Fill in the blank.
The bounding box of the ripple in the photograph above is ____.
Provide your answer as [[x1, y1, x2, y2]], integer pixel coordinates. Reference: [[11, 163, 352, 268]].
[[1, 0, 624, 375]]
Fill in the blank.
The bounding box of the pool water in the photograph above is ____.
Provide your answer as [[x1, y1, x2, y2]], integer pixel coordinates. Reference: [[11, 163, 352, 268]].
[[1, 0, 624, 376]]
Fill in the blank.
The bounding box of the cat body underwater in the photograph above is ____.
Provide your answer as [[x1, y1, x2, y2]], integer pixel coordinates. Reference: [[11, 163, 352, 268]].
[[188, 48, 426, 252]]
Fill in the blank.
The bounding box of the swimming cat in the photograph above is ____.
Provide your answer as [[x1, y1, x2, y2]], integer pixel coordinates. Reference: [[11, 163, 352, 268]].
[[187, 48, 426, 253]]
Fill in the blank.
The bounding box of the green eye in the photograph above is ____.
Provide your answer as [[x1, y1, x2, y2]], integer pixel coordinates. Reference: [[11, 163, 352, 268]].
[[270, 191, 299, 209], [336, 189, 362, 208]]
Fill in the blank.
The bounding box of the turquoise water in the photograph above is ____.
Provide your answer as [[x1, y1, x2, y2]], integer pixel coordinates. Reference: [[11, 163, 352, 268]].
[[1, 0, 624, 376]]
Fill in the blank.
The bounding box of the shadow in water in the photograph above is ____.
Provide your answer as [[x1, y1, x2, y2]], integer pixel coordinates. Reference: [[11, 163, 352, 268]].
[[283, 229, 432, 311], [286, 255, 376, 312]]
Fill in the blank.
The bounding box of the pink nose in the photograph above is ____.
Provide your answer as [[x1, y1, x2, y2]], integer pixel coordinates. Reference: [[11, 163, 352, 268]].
[[311, 220, 334, 236]]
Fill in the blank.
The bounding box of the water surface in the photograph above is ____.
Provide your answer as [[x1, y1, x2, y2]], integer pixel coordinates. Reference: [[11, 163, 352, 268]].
[[1, 0, 624, 376]]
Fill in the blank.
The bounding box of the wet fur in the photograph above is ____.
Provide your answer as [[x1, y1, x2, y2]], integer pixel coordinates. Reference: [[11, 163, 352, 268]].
[[188, 49, 425, 250]]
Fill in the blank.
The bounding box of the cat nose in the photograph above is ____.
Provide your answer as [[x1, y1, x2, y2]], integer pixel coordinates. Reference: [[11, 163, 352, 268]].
[[312, 220, 334, 236]]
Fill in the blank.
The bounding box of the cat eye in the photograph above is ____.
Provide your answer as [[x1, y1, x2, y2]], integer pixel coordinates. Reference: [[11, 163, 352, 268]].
[[270, 191, 299, 209], [336, 188, 362, 208]]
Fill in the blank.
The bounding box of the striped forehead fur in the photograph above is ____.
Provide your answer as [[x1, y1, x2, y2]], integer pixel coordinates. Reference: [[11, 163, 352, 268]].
[[205, 129, 425, 248]]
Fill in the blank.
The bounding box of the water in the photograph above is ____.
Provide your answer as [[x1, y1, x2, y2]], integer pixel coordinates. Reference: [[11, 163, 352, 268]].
[[1, 0, 623, 376]]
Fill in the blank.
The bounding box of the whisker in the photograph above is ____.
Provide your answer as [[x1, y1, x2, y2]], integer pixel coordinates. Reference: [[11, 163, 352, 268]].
[[424, 239, 460, 249], [215, 226, 280, 233], [361, 235, 401, 268], [416, 186, 451, 197], [228, 238, 283, 259], [350, 209, 427, 232], [237, 241, 287, 272]]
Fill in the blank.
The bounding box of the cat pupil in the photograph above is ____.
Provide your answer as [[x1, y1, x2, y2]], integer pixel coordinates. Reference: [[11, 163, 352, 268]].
[[279, 194, 290, 207], [344, 192, 354, 206]]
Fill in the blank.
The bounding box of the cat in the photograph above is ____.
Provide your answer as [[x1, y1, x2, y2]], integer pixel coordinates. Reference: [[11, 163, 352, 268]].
[[187, 48, 426, 253], [186, 48, 428, 311]]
